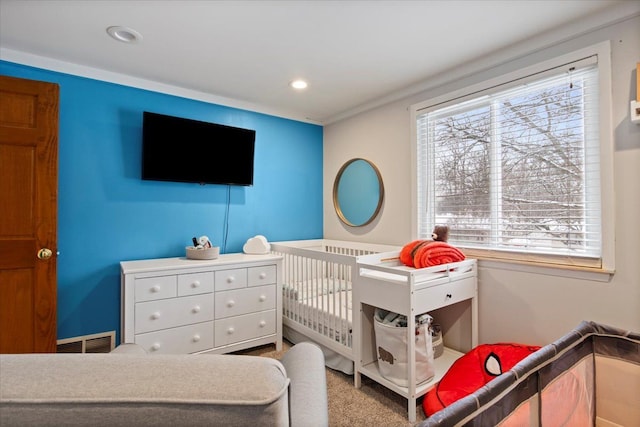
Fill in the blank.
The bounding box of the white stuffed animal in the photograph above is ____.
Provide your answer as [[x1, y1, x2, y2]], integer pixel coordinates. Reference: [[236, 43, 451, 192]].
[[196, 235, 212, 249]]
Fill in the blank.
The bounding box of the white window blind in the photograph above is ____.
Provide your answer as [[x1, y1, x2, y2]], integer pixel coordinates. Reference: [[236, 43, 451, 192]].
[[416, 60, 602, 267]]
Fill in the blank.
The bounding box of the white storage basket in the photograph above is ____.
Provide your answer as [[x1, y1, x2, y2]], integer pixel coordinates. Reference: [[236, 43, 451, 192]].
[[374, 310, 435, 387], [185, 246, 220, 260]]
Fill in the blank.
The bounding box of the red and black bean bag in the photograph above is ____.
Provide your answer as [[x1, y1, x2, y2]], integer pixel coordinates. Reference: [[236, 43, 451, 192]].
[[423, 343, 540, 417]]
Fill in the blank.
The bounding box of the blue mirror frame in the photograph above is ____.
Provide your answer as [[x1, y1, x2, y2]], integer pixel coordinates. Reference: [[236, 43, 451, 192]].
[[333, 158, 384, 227]]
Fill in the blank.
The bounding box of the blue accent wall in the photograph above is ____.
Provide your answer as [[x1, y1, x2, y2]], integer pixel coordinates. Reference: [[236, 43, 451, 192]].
[[1, 61, 323, 342]]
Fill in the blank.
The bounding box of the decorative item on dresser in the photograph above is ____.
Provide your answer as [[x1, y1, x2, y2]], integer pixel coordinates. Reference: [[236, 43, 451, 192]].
[[120, 253, 283, 354]]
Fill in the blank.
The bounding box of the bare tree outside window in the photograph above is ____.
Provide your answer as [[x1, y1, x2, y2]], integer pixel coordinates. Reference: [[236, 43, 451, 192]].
[[418, 67, 601, 259]]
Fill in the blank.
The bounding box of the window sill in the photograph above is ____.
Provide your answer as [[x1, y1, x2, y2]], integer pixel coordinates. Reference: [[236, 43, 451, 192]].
[[475, 257, 614, 282]]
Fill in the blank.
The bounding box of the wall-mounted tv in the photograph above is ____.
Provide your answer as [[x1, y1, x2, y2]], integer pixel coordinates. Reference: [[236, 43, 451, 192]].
[[142, 111, 256, 186]]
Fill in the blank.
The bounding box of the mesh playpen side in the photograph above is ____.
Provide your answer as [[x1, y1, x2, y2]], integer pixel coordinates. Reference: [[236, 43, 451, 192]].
[[420, 320, 640, 427]]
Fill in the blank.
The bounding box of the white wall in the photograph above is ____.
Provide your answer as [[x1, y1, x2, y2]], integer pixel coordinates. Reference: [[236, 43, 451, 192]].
[[323, 15, 640, 345]]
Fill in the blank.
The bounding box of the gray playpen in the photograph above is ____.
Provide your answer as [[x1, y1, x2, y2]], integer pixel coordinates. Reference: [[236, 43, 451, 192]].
[[420, 320, 639, 427]]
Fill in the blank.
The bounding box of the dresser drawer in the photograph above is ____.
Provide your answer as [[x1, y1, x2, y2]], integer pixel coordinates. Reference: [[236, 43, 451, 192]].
[[135, 293, 214, 334], [178, 272, 214, 296], [247, 265, 277, 287], [135, 275, 177, 302], [214, 310, 276, 347], [215, 284, 276, 319], [414, 276, 476, 313], [215, 268, 248, 291], [135, 321, 214, 354]]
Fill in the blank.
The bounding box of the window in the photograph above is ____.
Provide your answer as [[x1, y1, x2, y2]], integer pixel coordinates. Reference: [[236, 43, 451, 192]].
[[412, 43, 613, 271]]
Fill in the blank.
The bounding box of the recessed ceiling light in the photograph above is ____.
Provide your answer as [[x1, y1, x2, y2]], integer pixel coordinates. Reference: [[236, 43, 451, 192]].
[[290, 79, 308, 90], [106, 26, 142, 43]]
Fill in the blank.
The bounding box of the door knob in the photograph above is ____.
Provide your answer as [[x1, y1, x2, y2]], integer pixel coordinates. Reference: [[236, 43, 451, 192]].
[[37, 248, 53, 260]]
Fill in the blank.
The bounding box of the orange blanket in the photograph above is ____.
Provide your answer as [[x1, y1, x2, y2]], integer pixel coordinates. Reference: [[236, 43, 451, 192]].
[[399, 240, 429, 267], [400, 240, 465, 268]]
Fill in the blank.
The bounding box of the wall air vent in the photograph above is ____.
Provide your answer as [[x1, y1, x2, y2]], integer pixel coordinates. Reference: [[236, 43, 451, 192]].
[[56, 331, 115, 353]]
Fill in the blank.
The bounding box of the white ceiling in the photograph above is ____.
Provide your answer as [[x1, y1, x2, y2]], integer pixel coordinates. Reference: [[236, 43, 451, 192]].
[[1, 1, 638, 124]]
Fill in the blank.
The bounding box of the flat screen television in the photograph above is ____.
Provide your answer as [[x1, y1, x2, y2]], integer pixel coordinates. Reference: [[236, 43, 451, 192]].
[[142, 111, 256, 186]]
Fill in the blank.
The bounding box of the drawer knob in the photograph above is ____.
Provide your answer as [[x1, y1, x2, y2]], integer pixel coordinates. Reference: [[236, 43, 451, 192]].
[[192, 334, 201, 342], [259, 320, 267, 327], [259, 295, 267, 302], [191, 280, 200, 288], [151, 343, 161, 351], [446, 293, 452, 298], [227, 327, 235, 334], [151, 312, 161, 320], [259, 272, 267, 279], [192, 305, 201, 314], [227, 276, 235, 283], [151, 285, 161, 293], [227, 300, 235, 308]]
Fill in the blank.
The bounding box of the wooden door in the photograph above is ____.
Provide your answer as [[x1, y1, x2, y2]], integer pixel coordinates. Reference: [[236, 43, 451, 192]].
[[0, 75, 58, 353]]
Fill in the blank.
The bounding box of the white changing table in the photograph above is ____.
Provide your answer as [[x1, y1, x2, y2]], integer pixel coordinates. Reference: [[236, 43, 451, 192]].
[[354, 253, 478, 423]]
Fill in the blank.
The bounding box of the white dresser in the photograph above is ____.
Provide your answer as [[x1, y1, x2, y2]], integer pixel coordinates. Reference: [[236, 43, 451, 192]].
[[121, 253, 282, 354]]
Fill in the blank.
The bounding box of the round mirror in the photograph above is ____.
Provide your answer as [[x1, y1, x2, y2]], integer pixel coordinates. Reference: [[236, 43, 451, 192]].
[[333, 158, 384, 227]]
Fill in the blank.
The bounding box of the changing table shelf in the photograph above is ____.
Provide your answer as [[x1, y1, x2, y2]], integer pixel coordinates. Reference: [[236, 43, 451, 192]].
[[358, 347, 464, 397], [355, 252, 478, 423]]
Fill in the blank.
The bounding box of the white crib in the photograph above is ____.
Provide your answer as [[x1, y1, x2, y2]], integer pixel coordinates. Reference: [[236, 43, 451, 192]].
[[271, 239, 479, 422], [270, 239, 400, 374]]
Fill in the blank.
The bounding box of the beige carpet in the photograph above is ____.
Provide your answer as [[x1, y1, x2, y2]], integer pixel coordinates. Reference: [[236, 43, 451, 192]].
[[235, 341, 427, 427]]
